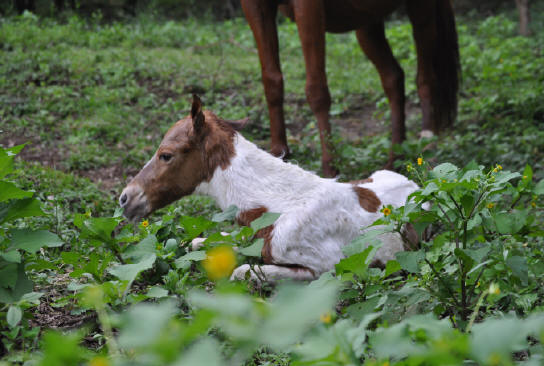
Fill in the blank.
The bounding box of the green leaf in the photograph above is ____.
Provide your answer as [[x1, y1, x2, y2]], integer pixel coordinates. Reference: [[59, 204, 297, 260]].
[[431, 163, 458, 179], [0, 263, 18, 288], [535, 179, 544, 195], [395, 250, 424, 273], [0, 264, 33, 303], [506, 256, 528, 286], [1, 250, 21, 263], [421, 181, 439, 196], [239, 238, 264, 257], [108, 253, 156, 284], [250, 212, 281, 231], [174, 250, 206, 270], [173, 338, 223, 366], [211, 205, 238, 222], [7, 305, 22, 327], [74, 216, 120, 244], [0, 148, 14, 179], [335, 247, 374, 278], [10, 229, 64, 254], [146, 286, 169, 298], [385, 260, 402, 277], [180, 216, 215, 240], [493, 210, 527, 234], [0, 181, 33, 202], [123, 235, 157, 261], [0, 198, 44, 223]]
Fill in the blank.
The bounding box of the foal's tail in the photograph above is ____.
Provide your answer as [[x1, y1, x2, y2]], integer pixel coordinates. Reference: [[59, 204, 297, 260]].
[[434, 0, 460, 130]]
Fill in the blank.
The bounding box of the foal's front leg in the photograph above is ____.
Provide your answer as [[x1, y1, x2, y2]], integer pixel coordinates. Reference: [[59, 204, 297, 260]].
[[231, 264, 316, 283]]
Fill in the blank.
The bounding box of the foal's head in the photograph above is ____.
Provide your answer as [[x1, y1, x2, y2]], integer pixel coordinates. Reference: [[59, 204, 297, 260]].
[[119, 95, 247, 221]]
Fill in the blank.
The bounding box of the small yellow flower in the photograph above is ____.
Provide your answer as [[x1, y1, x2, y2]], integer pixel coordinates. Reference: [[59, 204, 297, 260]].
[[476, 281, 481, 288], [381, 207, 392, 216], [406, 164, 412, 172], [202, 246, 236, 280], [523, 175, 527, 179], [320, 312, 332, 324], [142, 219, 149, 228], [497, 164, 502, 171], [417, 157, 423, 166], [531, 201, 537, 208], [492, 168, 498, 173], [487, 202, 495, 209], [89, 357, 110, 366], [489, 283, 500, 295]]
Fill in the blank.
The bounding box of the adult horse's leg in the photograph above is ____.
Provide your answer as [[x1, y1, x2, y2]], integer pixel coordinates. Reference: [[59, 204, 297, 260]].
[[240, 0, 289, 158], [292, 0, 337, 177], [407, 0, 460, 135], [356, 23, 406, 169]]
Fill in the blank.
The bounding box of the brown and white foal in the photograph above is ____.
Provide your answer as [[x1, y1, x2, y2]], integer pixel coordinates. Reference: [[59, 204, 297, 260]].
[[120, 96, 421, 282]]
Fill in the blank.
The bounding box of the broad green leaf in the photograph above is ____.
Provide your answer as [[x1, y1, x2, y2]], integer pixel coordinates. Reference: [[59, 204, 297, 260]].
[[10, 229, 64, 253], [1, 250, 21, 263], [20, 292, 43, 305], [431, 163, 458, 179], [74, 216, 120, 244], [174, 250, 206, 270], [335, 247, 374, 278], [0, 264, 33, 303], [506, 255, 528, 286], [493, 210, 527, 234], [123, 234, 157, 261], [146, 286, 169, 298], [421, 181, 439, 196], [180, 216, 215, 240], [385, 260, 402, 277], [0, 198, 44, 223], [0, 263, 18, 288], [239, 238, 264, 257], [108, 253, 156, 283], [395, 250, 424, 273], [0, 148, 14, 179], [535, 179, 544, 195], [250, 212, 281, 231], [7, 305, 22, 327], [173, 338, 223, 366], [211, 205, 238, 222], [0, 181, 32, 202], [345, 297, 380, 321]]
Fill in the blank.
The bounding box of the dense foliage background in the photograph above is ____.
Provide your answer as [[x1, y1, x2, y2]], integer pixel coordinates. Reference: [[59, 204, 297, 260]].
[[1, 1, 543, 365]]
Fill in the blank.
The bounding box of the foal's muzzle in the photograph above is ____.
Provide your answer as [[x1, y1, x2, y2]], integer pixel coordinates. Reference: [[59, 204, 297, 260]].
[[119, 184, 149, 221]]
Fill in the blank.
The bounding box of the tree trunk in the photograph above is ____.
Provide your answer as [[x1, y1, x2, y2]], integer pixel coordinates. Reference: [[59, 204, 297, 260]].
[[515, 0, 531, 36]]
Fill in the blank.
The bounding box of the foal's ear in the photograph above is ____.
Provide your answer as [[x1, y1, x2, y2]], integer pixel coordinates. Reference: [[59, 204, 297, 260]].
[[191, 94, 205, 134], [222, 117, 250, 131]]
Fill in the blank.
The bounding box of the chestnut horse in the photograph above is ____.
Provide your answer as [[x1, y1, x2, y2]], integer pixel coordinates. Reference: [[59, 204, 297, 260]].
[[241, 0, 460, 176]]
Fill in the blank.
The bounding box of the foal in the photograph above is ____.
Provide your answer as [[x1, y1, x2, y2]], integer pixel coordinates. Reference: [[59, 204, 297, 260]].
[[120, 96, 422, 282]]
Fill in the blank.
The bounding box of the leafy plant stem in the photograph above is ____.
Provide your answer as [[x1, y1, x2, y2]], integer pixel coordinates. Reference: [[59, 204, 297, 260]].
[[466, 289, 489, 333], [424, 258, 461, 308]]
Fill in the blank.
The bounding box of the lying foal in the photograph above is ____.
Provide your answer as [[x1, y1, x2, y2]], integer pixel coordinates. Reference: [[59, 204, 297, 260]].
[[119, 96, 422, 282]]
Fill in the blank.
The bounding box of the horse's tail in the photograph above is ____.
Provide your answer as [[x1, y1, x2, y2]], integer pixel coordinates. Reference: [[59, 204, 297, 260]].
[[433, 0, 461, 130]]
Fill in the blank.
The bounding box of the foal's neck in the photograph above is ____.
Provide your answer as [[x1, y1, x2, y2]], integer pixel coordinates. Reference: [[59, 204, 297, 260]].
[[195, 134, 328, 212]]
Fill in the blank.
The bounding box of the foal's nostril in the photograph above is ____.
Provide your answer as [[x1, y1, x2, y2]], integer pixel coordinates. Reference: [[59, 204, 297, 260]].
[[119, 193, 128, 206]]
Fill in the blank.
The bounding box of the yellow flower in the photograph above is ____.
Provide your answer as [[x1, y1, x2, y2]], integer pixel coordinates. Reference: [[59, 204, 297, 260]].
[[406, 164, 412, 172], [203, 246, 236, 280], [89, 357, 110, 366], [489, 283, 500, 295], [381, 207, 392, 216], [497, 164, 502, 171], [531, 201, 537, 208], [492, 168, 498, 173], [320, 312, 332, 324], [142, 219, 149, 228], [487, 202, 495, 209], [417, 157, 423, 166], [523, 175, 527, 179]]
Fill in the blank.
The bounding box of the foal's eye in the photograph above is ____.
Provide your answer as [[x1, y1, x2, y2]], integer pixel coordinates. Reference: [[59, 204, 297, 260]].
[[159, 153, 173, 162]]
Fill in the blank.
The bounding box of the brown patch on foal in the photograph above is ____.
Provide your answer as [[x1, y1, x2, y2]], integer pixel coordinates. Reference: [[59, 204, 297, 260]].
[[352, 186, 381, 213], [237, 206, 275, 264]]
